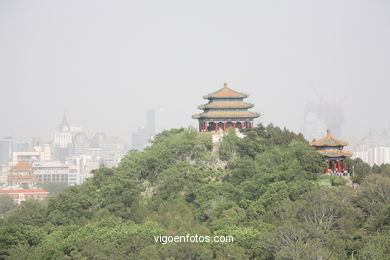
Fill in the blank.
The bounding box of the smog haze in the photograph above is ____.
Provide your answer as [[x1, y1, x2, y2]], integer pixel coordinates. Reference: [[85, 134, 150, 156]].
[[1, 0, 389, 141]]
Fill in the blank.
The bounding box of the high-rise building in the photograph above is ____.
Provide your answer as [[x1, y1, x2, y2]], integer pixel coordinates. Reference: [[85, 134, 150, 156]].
[[132, 109, 157, 150], [146, 109, 156, 135], [53, 114, 80, 162], [0, 137, 13, 165], [73, 132, 90, 156], [13, 140, 31, 153], [350, 128, 390, 166], [54, 114, 73, 148], [354, 146, 390, 166]]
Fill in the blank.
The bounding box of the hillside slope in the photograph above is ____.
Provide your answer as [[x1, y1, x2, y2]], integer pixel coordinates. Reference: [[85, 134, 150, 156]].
[[1, 124, 390, 259]]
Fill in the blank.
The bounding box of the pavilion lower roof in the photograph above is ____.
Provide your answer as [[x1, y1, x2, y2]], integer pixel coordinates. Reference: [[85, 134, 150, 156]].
[[193, 111, 260, 119], [198, 102, 253, 109], [317, 149, 353, 158]]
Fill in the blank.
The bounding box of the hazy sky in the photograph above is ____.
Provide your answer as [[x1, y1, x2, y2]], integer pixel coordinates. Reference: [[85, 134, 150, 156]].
[[1, 0, 389, 142]]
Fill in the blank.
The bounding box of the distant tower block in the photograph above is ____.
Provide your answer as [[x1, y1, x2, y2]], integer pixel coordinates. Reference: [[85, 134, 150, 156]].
[[192, 83, 259, 132], [146, 109, 156, 135]]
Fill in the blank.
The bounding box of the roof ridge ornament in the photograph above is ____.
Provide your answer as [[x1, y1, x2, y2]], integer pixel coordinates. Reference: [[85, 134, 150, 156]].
[[224, 82, 228, 88]]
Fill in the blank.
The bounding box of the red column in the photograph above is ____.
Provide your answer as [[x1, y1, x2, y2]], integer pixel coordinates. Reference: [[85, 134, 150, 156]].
[[325, 160, 329, 174], [333, 161, 337, 173], [223, 122, 226, 131], [233, 121, 236, 128], [340, 160, 342, 173], [337, 160, 341, 173], [343, 160, 347, 172], [214, 121, 217, 131], [339, 160, 342, 173], [250, 121, 253, 128]]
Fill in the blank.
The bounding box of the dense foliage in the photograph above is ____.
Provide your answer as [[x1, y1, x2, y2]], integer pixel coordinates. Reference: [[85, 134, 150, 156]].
[[1, 124, 389, 259]]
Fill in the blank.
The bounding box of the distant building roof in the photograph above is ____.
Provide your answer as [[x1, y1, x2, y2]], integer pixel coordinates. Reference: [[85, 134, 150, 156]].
[[33, 161, 67, 168], [9, 161, 33, 172], [0, 188, 48, 194]]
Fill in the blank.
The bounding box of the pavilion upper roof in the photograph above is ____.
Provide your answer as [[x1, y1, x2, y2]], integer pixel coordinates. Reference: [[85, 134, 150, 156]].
[[203, 83, 248, 99], [309, 129, 348, 147]]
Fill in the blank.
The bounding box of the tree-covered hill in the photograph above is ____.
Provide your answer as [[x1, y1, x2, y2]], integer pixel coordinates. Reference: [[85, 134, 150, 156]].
[[1, 124, 390, 259]]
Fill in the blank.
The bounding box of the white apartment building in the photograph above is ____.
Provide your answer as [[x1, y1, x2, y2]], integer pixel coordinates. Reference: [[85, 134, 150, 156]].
[[33, 161, 77, 186], [354, 146, 390, 166]]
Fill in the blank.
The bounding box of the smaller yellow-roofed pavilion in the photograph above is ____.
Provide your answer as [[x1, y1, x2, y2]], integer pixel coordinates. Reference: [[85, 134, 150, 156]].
[[310, 129, 353, 175]]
